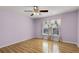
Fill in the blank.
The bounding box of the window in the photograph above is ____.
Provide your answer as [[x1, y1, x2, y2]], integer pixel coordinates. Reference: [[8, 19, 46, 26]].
[[42, 19, 61, 36]]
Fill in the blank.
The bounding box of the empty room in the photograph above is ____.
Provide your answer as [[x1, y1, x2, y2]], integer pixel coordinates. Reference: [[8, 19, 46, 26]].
[[0, 6, 79, 53]]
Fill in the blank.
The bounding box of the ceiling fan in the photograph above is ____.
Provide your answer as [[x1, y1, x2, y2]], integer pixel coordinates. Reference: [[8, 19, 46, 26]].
[[24, 6, 48, 16]]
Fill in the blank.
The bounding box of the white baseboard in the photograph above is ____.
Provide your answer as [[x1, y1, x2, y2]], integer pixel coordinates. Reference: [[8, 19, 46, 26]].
[[62, 40, 77, 45], [0, 38, 33, 48]]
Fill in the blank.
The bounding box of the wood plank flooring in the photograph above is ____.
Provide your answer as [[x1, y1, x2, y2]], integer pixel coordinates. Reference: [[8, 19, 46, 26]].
[[0, 38, 79, 53]]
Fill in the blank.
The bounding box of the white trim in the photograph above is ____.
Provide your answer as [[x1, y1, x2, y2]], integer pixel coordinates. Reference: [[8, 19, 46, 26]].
[[62, 40, 77, 45], [0, 38, 33, 48]]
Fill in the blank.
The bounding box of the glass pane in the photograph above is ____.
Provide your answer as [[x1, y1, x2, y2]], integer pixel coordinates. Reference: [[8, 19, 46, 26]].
[[42, 19, 61, 36]]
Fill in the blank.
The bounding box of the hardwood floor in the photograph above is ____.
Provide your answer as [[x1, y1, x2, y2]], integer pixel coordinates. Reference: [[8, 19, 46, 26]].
[[0, 38, 79, 53]]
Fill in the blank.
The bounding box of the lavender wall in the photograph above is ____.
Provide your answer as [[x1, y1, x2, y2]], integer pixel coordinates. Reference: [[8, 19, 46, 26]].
[[77, 10, 79, 47], [61, 11, 77, 43], [0, 10, 34, 48], [34, 11, 77, 44]]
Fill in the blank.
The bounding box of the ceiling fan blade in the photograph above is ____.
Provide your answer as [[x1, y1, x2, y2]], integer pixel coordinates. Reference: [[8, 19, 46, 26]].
[[30, 14, 34, 16], [40, 10, 48, 12], [24, 10, 32, 12]]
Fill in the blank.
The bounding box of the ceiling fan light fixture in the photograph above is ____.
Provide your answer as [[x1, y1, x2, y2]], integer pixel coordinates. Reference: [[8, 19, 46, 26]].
[[33, 12, 40, 15], [32, 6, 40, 16]]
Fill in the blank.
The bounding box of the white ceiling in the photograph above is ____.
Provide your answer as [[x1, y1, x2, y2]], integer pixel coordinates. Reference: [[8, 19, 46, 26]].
[[0, 6, 79, 19]]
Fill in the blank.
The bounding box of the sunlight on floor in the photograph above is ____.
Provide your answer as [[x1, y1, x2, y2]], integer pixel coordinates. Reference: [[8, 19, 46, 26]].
[[52, 42, 60, 53], [42, 40, 48, 53], [42, 40, 60, 53]]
